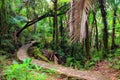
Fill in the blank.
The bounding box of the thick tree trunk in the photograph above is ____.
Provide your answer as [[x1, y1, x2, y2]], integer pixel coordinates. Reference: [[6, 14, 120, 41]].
[[69, 0, 74, 37], [99, 0, 108, 55], [111, 8, 117, 49]]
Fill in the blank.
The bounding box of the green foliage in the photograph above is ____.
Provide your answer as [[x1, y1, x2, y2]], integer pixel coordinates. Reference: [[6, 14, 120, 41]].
[[65, 49, 103, 69], [34, 42, 45, 49], [1, 39, 15, 51], [112, 60, 120, 69], [66, 56, 83, 69], [31, 63, 55, 74], [1, 0, 120, 74], [59, 0, 70, 3], [92, 50, 103, 62], [84, 50, 103, 69], [41, 67, 55, 74], [0, 55, 8, 70], [107, 49, 120, 70], [0, 50, 8, 55], [57, 49, 65, 57], [0, 34, 15, 55], [65, 42, 86, 69], [12, 16, 27, 26], [3, 58, 47, 80]]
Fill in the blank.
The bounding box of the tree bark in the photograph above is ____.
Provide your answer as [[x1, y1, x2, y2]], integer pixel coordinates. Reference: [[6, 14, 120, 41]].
[[60, 16, 64, 48], [111, 7, 117, 49], [53, 0, 58, 50], [99, 0, 108, 55], [33, 1, 38, 34], [85, 20, 90, 60], [69, 0, 74, 37], [93, 11, 99, 50]]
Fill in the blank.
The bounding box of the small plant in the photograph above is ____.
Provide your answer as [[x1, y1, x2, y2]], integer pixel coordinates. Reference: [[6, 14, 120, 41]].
[[0, 55, 8, 71], [107, 48, 120, 70], [31, 64, 55, 74], [66, 56, 84, 69], [3, 58, 47, 80]]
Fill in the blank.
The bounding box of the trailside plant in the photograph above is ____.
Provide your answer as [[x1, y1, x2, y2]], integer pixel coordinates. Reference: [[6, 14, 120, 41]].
[[3, 58, 47, 80]]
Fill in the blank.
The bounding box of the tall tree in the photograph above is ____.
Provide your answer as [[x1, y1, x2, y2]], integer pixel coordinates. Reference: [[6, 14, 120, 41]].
[[99, 0, 108, 55], [110, 0, 119, 49], [53, 0, 58, 50], [85, 20, 90, 59], [93, 11, 99, 50], [111, 6, 117, 49], [69, 0, 96, 42], [69, 0, 74, 37], [0, 0, 10, 44]]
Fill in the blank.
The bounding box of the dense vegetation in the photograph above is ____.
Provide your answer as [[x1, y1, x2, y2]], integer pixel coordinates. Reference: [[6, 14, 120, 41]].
[[0, 0, 120, 80]]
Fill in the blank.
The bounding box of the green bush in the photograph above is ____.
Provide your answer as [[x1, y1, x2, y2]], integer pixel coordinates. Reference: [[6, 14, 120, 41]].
[[3, 58, 47, 80], [65, 42, 86, 69], [107, 48, 120, 70]]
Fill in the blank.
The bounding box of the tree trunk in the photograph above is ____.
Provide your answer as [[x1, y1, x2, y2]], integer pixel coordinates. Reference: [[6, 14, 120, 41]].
[[85, 20, 90, 60], [33, 1, 37, 34], [99, 0, 108, 55], [53, 0, 58, 50], [69, 0, 74, 37], [93, 11, 99, 50], [60, 16, 64, 48], [111, 7, 117, 49], [0, 0, 8, 40]]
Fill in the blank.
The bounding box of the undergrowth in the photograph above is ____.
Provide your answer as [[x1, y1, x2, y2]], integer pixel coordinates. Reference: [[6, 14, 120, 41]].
[[2, 58, 55, 80]]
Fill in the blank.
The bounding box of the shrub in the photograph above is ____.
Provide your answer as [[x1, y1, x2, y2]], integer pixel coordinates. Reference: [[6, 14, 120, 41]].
[[3, 58, 47, 80]]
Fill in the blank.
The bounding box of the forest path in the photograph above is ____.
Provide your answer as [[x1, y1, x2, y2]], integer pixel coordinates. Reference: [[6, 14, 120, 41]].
[[17, 42, 110, 80], [94, 61, 120, 80]]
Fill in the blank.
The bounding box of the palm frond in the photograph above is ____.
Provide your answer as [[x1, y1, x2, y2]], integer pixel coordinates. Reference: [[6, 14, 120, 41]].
[[69, 0, 96, 42]]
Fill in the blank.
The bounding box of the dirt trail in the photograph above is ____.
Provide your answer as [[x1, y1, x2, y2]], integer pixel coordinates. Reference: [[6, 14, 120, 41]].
[[17, 42, 110, 80], [94, 61, 120, 80]]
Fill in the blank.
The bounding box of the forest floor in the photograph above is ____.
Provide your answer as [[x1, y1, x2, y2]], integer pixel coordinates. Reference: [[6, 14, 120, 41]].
[[0, 42, 120, 80], [0, 57, 120, 80], [17, 42, 110, 80], [93, 61, 120, 80]]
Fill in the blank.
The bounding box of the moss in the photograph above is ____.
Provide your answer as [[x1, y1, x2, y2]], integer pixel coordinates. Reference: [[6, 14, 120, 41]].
[[28, 47, 50, 62]]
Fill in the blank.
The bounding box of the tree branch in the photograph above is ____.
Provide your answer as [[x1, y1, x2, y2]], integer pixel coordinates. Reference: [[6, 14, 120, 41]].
[[16, 6, 69, 37]]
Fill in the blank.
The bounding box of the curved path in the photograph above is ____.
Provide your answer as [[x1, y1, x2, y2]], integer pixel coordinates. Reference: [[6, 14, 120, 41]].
[[17, 42, 110, 80]]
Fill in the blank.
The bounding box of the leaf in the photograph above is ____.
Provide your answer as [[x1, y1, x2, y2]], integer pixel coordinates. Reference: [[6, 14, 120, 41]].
[[59, 0, 70, 3], [23, 58, 32, 64]]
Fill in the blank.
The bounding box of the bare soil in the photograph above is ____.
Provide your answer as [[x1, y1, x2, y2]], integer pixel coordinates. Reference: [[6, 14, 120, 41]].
[[93, 61, 120, 80]]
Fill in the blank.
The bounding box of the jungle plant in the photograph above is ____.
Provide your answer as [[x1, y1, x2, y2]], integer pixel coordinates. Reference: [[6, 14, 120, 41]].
[[3, 58, 47, 80]]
